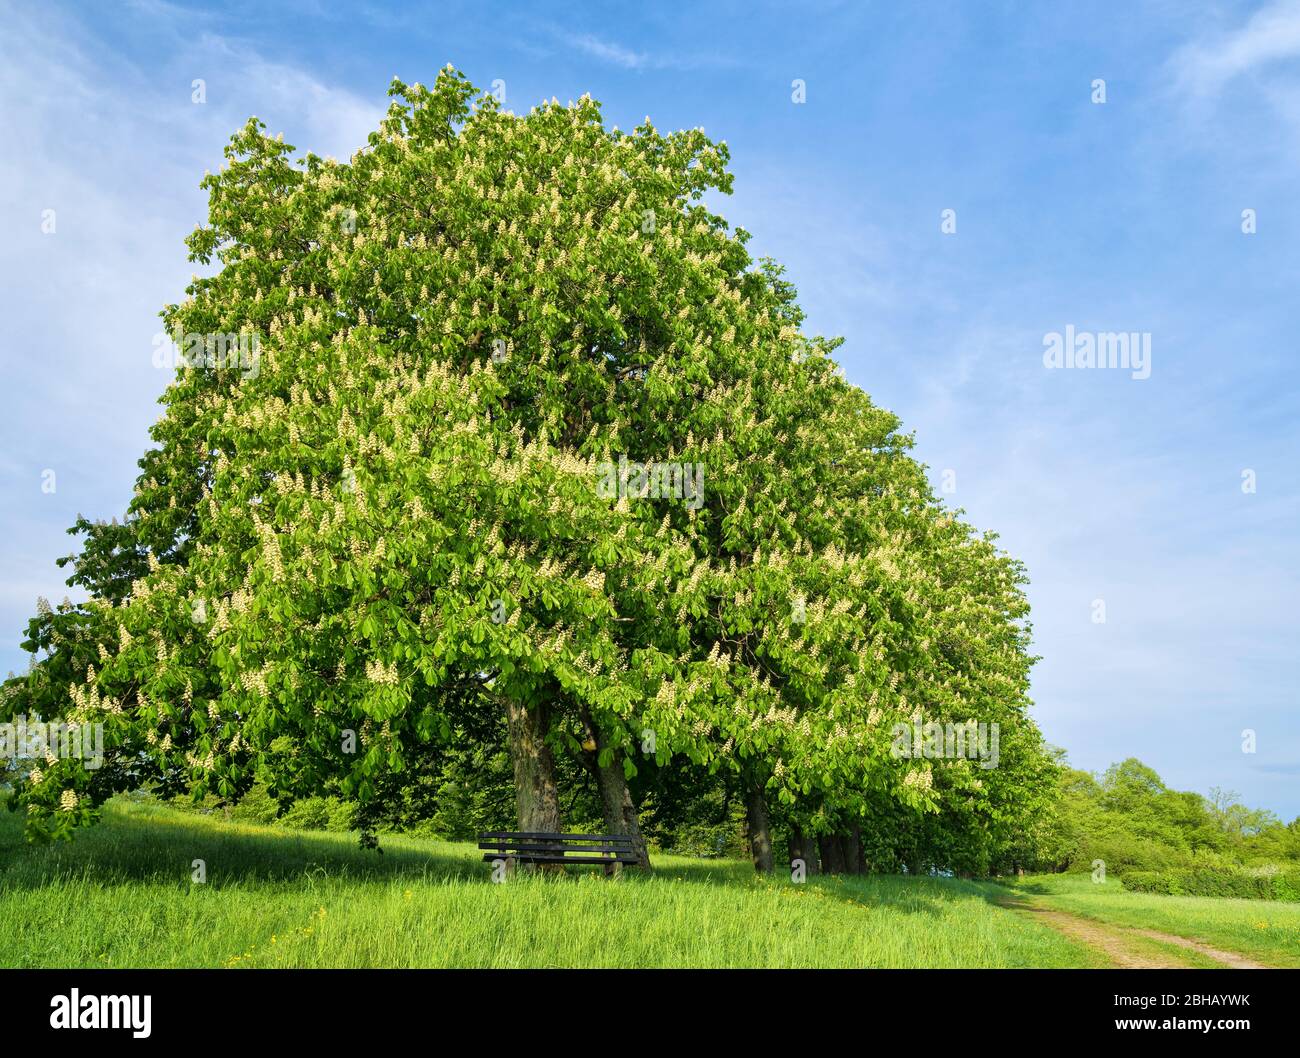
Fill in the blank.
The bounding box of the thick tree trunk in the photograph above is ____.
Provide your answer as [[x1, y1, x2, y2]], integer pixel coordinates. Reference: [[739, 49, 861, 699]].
[[617, 782, 650, 869], [846, 824, 867, 875], [503, 695, 561, 833], [579, 705, 651, 869], [835, 834, 856, 875], [744, 782, 774, 874], [804, 832, 822, 874], [819, 833, 846, 875], [791, 826, 820, 875]]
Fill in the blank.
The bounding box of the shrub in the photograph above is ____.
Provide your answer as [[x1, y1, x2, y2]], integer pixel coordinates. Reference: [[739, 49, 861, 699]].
[[1269, 868, 1300, 902], [276, 796, 332, 831], [1121, 866, 1300, 901], [226, 783, 279, 826], [326, 799, 357, 833], [1121, 870, 1175, 895]]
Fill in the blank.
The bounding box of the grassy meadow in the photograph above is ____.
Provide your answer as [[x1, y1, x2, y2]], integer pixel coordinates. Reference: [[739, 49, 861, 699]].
[[999, 872, 1300, 968], [2, 796, 1294, 969], [0, 796, 1101, 968]]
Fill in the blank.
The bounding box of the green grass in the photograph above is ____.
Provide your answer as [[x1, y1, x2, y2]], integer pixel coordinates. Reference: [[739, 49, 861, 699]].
[[0, 797, 1098, 968], [997, 873, 1300, 968]]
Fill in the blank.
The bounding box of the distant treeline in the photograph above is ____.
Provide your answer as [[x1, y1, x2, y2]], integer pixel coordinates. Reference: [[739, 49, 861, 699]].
[[1026, 757, 1300, 899]]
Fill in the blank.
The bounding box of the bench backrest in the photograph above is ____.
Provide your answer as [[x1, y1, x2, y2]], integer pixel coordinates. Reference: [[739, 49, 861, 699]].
[[478, 832, 638, 862]]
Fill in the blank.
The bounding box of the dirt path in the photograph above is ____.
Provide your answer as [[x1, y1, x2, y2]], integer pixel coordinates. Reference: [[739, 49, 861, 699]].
[[998, 899, 1268, 969], [1128, 927, 1268, 969]]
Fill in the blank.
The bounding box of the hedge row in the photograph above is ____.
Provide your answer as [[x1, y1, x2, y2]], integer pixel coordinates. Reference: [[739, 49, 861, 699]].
[[1122, 867, 1300, 901]]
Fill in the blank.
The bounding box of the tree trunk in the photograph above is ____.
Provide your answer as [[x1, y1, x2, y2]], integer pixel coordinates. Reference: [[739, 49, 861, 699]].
[[791, 826, 820, 875], [804, 831, 822, 874], [579, 705, 650, 869], [502, 694, 561, 870], [819, 833, 846, 875], [846, 824, 866, 874], [835, 833, 857, 875], [617, 782, 650, 869], [744, 782, 774, 874]]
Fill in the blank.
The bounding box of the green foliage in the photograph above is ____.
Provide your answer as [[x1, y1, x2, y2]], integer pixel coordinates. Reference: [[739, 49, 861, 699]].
[[1034, 757, 1299, 879], [1, 69, 1052, 876], [223, 783, 279, 826], [1123, 867, 1300, 902]]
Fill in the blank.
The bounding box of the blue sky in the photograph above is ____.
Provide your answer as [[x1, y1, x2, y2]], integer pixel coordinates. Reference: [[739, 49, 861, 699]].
[[2, 0, 1297, 816]]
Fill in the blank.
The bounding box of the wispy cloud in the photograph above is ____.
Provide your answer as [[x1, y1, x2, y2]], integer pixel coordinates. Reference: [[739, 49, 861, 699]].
[[0, 0, 382, 665], [566, 32, 650, 70], [556, 30, 738, 72], [195, 32, 385, 158], [1171, 0, 1300, 96]]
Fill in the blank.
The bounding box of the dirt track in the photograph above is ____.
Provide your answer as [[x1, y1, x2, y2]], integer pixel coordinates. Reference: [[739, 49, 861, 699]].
[[998, 898, 1269, 969]]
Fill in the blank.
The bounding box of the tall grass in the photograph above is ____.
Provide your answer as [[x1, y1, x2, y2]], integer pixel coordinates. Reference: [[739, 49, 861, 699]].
[[0, 797, 1097, 968]]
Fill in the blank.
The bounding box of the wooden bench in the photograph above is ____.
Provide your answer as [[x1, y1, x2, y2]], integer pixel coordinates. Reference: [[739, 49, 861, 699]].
[[478, 832, 639, 876]]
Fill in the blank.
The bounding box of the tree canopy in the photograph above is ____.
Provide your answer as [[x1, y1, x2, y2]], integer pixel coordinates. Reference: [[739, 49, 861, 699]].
[[2, 69, 1055, 873]]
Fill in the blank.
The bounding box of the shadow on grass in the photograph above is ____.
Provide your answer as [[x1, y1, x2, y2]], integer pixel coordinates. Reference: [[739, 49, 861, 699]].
[[994, 879, 1059, 895], [0, 798, 769, 892], [969, 875, 1094, 900], [825, 871, 1007, 919], [626, 852, 981, 920], [0, 798, 479, 891], [1, 797, 1012, 924]]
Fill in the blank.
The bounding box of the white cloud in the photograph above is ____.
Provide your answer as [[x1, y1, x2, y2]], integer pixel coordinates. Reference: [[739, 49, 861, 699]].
[[0, 0, 383, 672], [190, 32, 384, 160], [555, 29, 738, 73], [566, 32, 650, 70], [1172, 0, 1300, 96]]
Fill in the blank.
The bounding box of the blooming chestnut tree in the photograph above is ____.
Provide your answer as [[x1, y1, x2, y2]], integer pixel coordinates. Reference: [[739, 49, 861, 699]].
[[2, 69, 1053, 872]]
